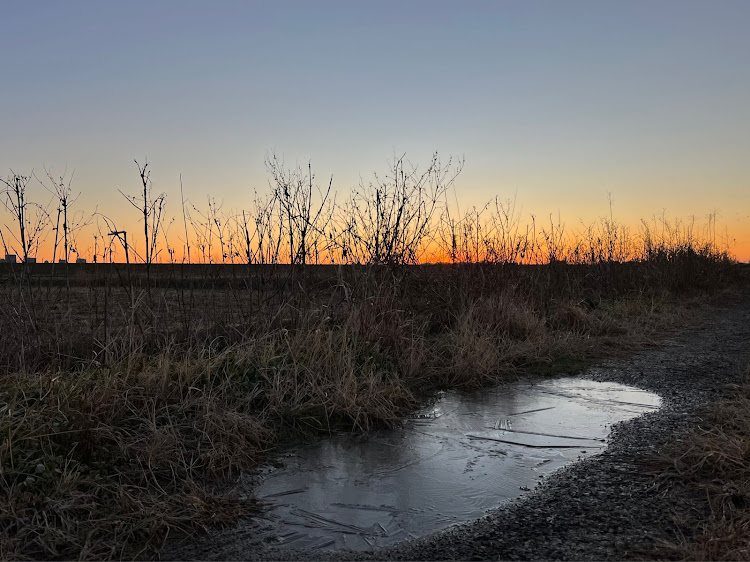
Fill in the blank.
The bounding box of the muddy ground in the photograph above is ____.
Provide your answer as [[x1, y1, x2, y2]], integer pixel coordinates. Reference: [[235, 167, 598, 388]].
[[167, 291, 750, 561]]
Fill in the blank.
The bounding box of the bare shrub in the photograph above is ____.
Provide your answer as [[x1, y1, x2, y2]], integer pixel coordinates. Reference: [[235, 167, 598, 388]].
[[336, 153, 463, 265]]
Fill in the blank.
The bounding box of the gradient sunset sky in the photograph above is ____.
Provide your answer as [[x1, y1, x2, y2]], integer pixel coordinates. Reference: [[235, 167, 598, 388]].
[[2, 0, 749, 260]]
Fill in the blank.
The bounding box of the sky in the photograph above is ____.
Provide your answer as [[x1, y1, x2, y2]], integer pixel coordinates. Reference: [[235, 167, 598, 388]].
[[2, 0, 749, 261]]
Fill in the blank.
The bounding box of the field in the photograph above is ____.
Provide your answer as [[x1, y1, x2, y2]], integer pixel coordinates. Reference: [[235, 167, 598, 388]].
[[0, 156, 745, 560], [0, 251, 744, 559]]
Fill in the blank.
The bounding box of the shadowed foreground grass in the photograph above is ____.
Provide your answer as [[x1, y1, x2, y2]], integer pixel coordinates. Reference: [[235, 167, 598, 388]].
[[0, 259, 742, 559], [0, 363, 269, 559], [653, 363, 750, 561]]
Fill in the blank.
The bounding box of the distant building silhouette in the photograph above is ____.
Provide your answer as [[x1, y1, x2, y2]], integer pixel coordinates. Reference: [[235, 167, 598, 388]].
[[4, 254, 17, 264]]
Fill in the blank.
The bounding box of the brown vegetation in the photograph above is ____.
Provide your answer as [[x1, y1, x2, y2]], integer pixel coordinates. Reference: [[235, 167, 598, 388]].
[[0, 155, 741, 559], [0, 258, 736, 559], [653, 363, 750, 561]]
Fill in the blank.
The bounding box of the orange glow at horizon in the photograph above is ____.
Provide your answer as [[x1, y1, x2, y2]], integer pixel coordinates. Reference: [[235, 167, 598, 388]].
[[6, 211, 749, 264], [2, 159, 749, 264]]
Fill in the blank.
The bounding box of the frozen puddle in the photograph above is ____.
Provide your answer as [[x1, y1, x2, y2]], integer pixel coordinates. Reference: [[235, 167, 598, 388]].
[[248, 378, 660, 551]]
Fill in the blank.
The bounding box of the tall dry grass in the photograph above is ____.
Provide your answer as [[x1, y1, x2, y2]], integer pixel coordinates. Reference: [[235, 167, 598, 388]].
[[0, 155, 742, 559]]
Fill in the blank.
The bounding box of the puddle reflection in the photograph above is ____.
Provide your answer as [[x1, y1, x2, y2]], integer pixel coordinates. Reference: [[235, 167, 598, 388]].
[[248, 378, 660, 551]]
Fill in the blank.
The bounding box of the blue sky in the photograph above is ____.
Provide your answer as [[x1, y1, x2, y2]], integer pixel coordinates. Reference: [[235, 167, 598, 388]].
[[2, 0, 749, 257]]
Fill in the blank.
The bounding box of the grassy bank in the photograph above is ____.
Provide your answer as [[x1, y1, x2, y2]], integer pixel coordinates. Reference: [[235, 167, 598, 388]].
[[0, 256, 742, 559], [653, 361, 750, 561]]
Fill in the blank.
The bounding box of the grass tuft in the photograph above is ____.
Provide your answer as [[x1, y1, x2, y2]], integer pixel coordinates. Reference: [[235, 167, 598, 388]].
[[652, 364, 750, 561]]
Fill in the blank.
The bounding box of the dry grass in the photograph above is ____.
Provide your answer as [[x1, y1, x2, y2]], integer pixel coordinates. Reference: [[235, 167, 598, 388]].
[[652, 364, 750, 561], [0, 259, 741, 559], [0, 358, 273, 559], [0, 152, 743, 560], [0, 304, 422, 559]]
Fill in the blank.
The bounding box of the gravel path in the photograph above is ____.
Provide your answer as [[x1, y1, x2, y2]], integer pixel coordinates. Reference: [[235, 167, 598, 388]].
[[169, 293, 750, 561]]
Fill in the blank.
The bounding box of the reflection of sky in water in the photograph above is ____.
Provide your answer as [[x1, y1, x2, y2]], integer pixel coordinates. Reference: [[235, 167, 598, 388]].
[[249, 378, 661, 551]]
